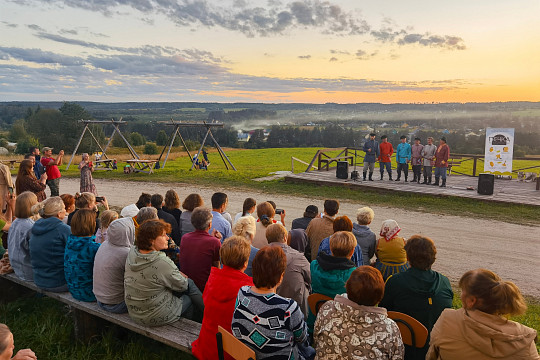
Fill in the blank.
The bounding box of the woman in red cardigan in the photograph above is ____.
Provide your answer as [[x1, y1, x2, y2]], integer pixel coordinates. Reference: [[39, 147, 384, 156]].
[[191, 235, 254, 360]]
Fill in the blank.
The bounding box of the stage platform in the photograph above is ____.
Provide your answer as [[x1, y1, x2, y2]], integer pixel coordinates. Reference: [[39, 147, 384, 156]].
[[285, 169, 540, 207]]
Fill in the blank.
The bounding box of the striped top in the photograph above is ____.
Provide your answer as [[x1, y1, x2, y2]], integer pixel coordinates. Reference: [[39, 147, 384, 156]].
[[232, 286, 308, 360]]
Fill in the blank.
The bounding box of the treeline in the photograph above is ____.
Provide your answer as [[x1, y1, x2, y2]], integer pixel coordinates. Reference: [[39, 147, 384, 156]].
[[207, 109, 277, 122]]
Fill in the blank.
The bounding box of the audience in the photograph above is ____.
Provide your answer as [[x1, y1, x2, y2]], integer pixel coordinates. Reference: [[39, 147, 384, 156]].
[[288, 228, 309, 255], [427, 269, 538, 360], [380, 235, 453, 360], [15, 159, 46, 202], [316, 215, 363, 266], [124, 219, 203, 326], [291, 204, 318, 230], [232, 246, 311, 360], [136, 206, 158, 224], [180, 193, 203, 237], [7, 192, 38, 282], [64, 209, 100, 302], [252, 201, 275, 248], [373, 219, 409, 280], [29, 197, 71, 292], [191, 236, 254, 360], [314, 266, 405, 359], [67, 192, 107, 232], [93, 217, 135, 314], [352, 206, 377, 265], [306, 199, 339, 261], [179, 207, 221, 292], [308, 231, 357, 334], [151, 194, 181, 245], [208, 192, 232, 241], [234, 197, 256, 223], [267, 223, 311, 317], [0, 323, 36, 360], [163, 189, 182, 226], [95, 210, 119, 244], [231, 215, 258, 277], [135, 193, 151, 209]]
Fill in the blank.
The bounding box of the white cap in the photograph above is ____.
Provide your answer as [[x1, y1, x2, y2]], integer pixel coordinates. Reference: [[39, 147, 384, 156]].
[[120, 204, 139, 218]]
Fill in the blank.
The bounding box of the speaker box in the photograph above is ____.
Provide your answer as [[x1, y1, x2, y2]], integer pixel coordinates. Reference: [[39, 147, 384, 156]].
[[336, 161, 349, 179], [477, 173, 495, 195]]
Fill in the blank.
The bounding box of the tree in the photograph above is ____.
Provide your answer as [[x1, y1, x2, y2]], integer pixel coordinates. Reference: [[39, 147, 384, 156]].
[[8, 120, 28, 142], [130, 132, 146, 146], [144, 143, 158, 155], [15, 136, 39, 155], [155, 130, 168, 146]]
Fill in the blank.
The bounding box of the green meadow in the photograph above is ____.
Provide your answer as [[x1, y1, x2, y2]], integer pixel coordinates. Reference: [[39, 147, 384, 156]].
[[60, 147, 540, 225]]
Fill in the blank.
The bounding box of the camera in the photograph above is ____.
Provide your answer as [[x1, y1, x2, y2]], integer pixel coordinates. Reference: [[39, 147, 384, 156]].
[[275, 209, 284, 215], [96, 196, 105, 202]]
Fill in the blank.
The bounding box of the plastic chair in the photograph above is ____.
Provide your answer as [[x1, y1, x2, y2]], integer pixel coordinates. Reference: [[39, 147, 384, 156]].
[[307, 293, 333, 315], [216, 325, 256, 360], [387, 311, 428, 357]]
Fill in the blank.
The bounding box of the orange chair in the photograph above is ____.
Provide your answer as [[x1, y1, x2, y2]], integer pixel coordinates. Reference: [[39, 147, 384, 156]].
[[387, 311, 428, 357], [307, 293, 333, 315], [216, 325, 256, 360]]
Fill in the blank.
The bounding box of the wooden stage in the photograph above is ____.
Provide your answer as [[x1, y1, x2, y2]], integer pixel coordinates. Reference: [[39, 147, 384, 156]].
[[285, 169, 540, 207]]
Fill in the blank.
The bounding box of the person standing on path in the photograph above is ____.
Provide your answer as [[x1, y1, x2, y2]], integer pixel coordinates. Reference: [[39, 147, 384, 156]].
[[79, 153, 97, 195], [40, 147, 64, 196], [411, 137, 424, 183], [433, 137, 450, 188], [29, 146, 45, 180], [395, 136, 411, 182], [421, 137, 437, 184], [362, 133, 380, 181], [378, 135, 393, 180]]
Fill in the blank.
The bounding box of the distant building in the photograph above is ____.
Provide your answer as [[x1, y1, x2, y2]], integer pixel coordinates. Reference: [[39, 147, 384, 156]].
[[237, 131, 251, 142]]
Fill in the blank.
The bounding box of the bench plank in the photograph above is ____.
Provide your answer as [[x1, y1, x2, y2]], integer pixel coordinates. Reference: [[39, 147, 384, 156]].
[[0, 273, 200, 354]]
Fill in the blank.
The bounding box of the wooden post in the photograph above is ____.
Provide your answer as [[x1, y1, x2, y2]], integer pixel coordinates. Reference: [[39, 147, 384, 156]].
[[101, 127, 117, 159], [472, 156, 478, 177], [162, 124, 179, 169], [114, 124, 140, 160], [536, 176, 540, 191], [66, 124, 88, 170], [71, 307, 108, 343], [291, 157, 294, 173], [190, 129, 211, 171], [208, 129, 236, 171]]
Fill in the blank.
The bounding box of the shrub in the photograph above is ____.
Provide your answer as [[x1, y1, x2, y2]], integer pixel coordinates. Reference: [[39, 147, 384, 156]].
[[144, 143, 158, 155]]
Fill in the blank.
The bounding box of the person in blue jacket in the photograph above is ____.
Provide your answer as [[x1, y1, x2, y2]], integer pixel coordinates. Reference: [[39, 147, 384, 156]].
[[362, 133, 380, 181], [395, 135, 412, 182], [29, 196, 71, 292], [64, 209, 101, 302]]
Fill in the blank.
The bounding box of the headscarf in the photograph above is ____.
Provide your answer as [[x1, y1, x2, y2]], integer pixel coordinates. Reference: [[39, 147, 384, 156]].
[[380, 219, 401, 241]]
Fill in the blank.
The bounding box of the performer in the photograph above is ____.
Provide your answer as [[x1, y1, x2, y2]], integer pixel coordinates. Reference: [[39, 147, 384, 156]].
[[433, 137, 450, 188], [79, 153, 97, 195], [421, 137, 437, 184], [40, 147, 64, 196], [395, 136, 411, 182], [411, 137, 424, 183], [378, 135, 393, 180], [362, 133, 379, 181]]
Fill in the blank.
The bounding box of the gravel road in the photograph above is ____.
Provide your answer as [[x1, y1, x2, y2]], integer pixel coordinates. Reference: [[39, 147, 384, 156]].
[[57, 177, 540, 299]]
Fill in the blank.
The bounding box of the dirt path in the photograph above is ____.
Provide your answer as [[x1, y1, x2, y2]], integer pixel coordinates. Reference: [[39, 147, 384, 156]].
[[58, 177, 540, 299]]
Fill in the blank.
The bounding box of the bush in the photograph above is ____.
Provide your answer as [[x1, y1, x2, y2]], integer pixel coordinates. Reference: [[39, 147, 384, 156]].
[[155, 130, 168, 146], [130, 132, 146, 146], [144, 143, 158, 155], [15, 136, 39, 155]]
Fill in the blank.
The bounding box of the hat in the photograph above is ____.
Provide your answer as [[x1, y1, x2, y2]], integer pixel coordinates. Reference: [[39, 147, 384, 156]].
[[42, 146, 53, 152], [120, 204, 139, 218], [305, 205, 318, 214], [440, 136, 447, 142], [369, 133, 376, 137]]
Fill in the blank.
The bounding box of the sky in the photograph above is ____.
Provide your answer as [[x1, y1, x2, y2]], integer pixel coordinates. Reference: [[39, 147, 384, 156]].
[[0, 0, 539, 103]]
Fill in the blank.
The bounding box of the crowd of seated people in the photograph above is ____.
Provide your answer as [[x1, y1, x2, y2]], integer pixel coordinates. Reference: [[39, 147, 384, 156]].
[[1, 178, 538, 360]]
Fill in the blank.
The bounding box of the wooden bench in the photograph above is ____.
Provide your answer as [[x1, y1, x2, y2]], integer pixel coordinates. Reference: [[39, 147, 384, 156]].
[[1, 160, 19, 169], [320, 156, 354, 171], [94, 158, 117, 170], [0, 273, 200, 354], [125, 159, 158, 174]]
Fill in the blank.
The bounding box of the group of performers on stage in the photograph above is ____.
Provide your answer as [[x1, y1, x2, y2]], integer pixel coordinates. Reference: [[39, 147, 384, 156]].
[[362, 134, 450, 187]]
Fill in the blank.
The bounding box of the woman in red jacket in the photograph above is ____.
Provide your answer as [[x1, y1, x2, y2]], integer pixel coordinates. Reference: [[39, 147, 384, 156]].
[[191, 235, 254, 360]]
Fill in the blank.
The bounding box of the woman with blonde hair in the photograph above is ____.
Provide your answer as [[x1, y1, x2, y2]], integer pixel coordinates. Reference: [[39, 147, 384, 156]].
[[7, 192, 39, 281], [0, 323, 36, 360], [15, 159, 47, 202], [78, 153, 97, 195], [373, 219, 409, 280], [427, 269, 539, 360], [29, 196, 71, 292], [232, 215, 258, 276], [163, 189, 182, 226], [252, 201, 276, 249]]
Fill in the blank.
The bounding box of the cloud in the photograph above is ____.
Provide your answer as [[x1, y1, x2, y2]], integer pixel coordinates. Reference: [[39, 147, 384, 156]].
[[398, 33, 466, 50], [26, 24, 45, 31], [0, 46, 85, 66], [329, 57, 338, 62], [355, 49, 377, 60], [59, 28, 78, 35], [1, 21, 18, 28], [298, 54, 311, 59], [330, 49, 350, 55]]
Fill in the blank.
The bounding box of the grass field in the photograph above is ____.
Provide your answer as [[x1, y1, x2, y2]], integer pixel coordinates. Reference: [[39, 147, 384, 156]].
[[53, 147, 540, 225], [2, 292, 538, 358]]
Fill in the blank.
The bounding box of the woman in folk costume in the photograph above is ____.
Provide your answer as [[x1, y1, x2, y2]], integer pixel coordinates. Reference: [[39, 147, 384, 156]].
[[373, 219, 409, 280]]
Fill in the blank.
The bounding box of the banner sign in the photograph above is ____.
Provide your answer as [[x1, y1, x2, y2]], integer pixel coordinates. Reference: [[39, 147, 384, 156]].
[[484, 128, 514, 174]]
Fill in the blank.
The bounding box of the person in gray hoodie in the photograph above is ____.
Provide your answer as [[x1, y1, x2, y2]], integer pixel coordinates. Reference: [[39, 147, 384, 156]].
[[93, 217, 136, 313], [352, 206, 377, 266], [124, 219, 203, 326]]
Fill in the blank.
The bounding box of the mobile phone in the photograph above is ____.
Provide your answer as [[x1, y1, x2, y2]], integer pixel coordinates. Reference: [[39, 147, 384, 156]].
[[275, 209, 284, 215], [8, 187, 13, 195], [96, 196, 104, 202]]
